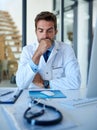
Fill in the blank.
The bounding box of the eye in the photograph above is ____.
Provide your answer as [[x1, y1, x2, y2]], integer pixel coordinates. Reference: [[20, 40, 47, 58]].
[[39, 30, 43, 33], [37, 29, 43, 33], [47, 30, 53, 33], [47, 28, 54, 33]]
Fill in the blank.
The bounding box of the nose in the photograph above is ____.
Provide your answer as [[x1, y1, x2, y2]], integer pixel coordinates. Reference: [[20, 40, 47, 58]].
[[42, 31, 49, 39]]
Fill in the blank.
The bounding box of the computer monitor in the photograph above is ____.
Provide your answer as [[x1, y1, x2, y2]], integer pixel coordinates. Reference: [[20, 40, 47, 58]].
[[87, 18, 97, 98]]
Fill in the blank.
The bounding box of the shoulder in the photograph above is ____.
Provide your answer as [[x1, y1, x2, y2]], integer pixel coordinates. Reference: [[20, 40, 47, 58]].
[[22, 43, 38, 52], [55, 41, 76, 59], [55, 40, 73, 52]]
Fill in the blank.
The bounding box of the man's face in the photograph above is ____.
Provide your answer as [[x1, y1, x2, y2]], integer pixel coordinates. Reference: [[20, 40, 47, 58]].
[[35, 20, 57, 43]]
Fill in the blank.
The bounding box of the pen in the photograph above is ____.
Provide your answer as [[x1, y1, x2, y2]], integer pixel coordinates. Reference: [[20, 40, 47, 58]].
[[0, 91, 14, 97]]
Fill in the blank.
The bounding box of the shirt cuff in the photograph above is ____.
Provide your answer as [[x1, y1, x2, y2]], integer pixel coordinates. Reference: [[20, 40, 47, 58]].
[[29, 60, 38, 73]]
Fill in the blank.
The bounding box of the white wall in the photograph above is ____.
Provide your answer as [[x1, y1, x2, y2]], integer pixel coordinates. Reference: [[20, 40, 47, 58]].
[[27, 0, 53, 44]]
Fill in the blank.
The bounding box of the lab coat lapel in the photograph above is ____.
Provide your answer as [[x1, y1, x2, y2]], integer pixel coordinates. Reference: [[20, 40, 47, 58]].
[[39, 41, 60, 66], [47, 41, 60, 62]]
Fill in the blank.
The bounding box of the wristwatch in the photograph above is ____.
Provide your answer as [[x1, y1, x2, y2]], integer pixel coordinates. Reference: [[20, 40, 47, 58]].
[[43, 80, 49, 88]]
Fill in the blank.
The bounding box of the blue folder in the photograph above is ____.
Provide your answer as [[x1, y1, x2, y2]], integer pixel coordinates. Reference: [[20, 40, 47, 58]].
[[29, 89, 66, 99]]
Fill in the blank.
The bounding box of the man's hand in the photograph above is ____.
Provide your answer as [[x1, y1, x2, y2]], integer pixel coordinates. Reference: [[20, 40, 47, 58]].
[[33, 73, 44, 88], [38, 39, 52, 55], [32, 39, 52, 65]]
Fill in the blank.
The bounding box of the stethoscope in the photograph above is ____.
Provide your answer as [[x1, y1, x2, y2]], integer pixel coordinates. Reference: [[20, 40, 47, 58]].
[[24, 99, 63, 126]]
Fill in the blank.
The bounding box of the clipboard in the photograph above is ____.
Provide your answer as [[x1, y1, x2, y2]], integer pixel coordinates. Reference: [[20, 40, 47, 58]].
[[0, 88, 23, 104]]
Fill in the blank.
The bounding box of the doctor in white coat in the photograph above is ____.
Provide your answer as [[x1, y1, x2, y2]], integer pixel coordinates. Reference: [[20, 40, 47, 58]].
[[16, 11, 81, 90]]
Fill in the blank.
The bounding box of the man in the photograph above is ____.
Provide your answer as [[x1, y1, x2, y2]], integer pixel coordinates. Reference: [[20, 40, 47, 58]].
[[16, 11, 81, 90]]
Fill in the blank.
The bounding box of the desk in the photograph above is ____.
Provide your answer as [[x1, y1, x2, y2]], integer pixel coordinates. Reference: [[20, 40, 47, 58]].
[[1, 88, 97, 130]]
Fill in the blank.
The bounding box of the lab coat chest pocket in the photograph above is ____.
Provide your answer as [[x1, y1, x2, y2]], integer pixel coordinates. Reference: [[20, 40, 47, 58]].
[[52, 67, 63, 79]]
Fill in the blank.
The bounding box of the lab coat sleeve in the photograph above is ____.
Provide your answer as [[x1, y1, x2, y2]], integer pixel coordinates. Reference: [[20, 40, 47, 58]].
[[16, 46, 36, 89], [50, 46, 81, 90]]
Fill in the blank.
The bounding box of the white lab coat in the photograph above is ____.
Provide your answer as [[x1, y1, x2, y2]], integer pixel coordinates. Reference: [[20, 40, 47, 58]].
[[16, 40, 81, 90]]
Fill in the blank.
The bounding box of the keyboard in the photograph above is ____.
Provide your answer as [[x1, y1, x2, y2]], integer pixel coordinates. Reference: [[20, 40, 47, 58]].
[[65, 97, 97, 108]]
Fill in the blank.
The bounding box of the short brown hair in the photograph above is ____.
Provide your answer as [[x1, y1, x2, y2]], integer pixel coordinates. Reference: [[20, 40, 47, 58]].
[[35, 11, 57, 30]]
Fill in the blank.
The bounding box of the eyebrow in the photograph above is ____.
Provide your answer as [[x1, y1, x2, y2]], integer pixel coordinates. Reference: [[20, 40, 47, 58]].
[[37, 27, 54, 31]]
